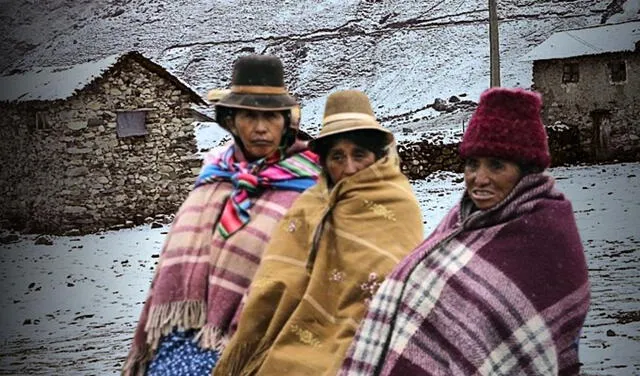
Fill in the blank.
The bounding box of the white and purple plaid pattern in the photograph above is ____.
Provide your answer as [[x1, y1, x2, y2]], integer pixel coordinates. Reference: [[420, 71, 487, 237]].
[[340, 174, 590, 376]]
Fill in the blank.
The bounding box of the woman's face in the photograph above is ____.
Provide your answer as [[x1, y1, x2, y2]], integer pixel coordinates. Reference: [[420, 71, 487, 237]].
[[325, 139, 376, 185], [464, 157, 522, 210], [232, 109, 285, 160]]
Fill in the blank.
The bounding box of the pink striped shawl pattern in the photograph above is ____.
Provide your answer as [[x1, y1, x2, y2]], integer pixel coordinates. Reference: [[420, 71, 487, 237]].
[[196, 144, 320, 238], [122, 181, 304, 376], [339, 173, 590, 376]]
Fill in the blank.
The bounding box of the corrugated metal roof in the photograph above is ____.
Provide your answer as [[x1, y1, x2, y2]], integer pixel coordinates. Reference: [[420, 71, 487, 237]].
[[521, 20, 640, 61], [0, 51, 206, 104]]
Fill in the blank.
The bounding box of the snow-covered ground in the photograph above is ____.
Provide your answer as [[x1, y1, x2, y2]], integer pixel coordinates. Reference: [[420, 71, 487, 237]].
[[0, 162, 638, 375]]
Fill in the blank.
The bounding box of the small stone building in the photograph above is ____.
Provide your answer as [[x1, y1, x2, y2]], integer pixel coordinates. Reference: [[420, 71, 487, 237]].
[[0, 51, 209, 234], [523, 21, 640, 162]]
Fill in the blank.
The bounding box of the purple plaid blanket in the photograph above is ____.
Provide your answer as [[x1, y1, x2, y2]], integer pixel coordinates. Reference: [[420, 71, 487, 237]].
[[340, 173, 590, 375]]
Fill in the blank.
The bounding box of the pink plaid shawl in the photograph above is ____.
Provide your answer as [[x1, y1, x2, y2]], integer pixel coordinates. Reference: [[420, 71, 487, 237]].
[[340, 173, 590, 376], [122, 143, 317, 376]]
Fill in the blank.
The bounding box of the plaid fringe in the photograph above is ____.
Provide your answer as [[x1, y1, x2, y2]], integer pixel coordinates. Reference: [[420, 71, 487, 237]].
[[195, 323, 230, 352], [143, 300, 207, 350], [121, 347, 153, 376]]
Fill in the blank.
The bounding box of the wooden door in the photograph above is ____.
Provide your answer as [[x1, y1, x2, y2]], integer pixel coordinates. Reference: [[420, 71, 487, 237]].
[[591, 110, 611, 161]]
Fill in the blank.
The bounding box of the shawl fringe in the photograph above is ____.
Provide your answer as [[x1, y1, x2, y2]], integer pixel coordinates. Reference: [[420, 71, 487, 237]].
[[214, 339, 272, 376], [123, 303, 235, 375], [194, 323, 230, 351], [121, 347, 153, 376], [144, 300, 207, 350]]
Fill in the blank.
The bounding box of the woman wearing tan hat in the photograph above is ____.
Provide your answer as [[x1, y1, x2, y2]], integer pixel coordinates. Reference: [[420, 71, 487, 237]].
[[339, 88, 590, 376], [122, 55, 320, 376], [213, 90, 424, 376]]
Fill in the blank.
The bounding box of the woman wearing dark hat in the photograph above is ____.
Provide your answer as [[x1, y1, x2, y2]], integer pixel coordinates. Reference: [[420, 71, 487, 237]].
[[339, 88, 590, 376], [122, 55, 320, 376], [213, 90, 424, 376]]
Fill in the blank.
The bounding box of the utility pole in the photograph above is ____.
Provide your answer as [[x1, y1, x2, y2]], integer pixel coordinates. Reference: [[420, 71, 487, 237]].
[[489, 0, 501, 87]]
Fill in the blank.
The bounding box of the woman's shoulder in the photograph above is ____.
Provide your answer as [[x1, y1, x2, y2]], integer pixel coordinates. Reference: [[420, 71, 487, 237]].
[[275, 183, 325, 217], [527, 192, 577, 232]]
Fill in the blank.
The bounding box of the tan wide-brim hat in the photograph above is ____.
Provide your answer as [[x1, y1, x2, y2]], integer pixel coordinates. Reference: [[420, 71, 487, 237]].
[[308, 90, 394, 151]]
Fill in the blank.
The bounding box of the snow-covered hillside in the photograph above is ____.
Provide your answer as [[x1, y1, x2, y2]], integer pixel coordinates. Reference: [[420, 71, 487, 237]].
[[1, 0, 638, 134]]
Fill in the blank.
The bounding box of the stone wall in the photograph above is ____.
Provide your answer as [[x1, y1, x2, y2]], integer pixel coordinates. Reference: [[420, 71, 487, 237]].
[[533, 51, 640, 162], [398, 142, 462, 179], [397, 126, 581, 180], [0, 59, 201, 234]]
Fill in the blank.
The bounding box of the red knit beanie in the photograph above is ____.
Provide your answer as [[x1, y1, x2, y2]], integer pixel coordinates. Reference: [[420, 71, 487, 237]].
[[459, 87, 551, 169]]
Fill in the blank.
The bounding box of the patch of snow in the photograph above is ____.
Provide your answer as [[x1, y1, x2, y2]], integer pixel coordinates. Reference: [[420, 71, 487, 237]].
[[608, 0, 640, 24], [194, 122, 230, 157], [0, 55, 120, 102], [521, 20, 640, 62], [394, 108, 470, 145], [547, 121, 571, 131]]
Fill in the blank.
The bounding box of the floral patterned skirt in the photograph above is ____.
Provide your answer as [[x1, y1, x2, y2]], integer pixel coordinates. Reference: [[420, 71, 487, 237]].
[[146, 329, 219, 376]]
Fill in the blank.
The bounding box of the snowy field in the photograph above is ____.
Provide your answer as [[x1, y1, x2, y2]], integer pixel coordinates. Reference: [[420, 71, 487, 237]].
[[0, 162, 638, 375]]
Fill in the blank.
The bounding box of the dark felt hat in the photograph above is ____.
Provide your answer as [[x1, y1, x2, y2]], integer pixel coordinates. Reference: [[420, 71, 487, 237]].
[[215, 55, 297, 126]]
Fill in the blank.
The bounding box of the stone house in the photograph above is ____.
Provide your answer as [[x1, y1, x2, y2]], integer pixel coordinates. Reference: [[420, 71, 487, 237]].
[[523, 20, 640, 162], [0, 51, 209, 234]]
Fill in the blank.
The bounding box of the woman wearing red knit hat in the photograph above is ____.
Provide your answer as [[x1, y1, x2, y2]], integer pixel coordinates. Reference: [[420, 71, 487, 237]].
[[339, 87, 590, 376]]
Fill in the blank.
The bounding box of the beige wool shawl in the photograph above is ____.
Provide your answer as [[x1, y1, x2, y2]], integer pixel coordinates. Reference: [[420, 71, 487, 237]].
[[214, 151, 424, 376]]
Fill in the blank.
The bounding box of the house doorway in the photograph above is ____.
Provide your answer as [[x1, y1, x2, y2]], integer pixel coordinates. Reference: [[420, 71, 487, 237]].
[[590, 110, 611, 161]]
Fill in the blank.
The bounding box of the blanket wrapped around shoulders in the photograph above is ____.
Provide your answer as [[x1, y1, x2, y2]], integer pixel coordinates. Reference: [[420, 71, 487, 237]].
[[214, 150, 424, 376], [122, 141, 319, 376], [340, 173, 590, 376]]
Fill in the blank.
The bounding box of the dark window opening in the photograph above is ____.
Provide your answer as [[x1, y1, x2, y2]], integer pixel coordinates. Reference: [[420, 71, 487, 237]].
[[116, 111, 148, 138], [562, 63, 579, 83], [608, 61, 626, 83], [35, 111, 49, 130]]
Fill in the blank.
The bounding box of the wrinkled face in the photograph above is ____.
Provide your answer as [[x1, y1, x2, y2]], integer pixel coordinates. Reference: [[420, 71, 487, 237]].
[[232, 109, 285, 160], [464, 157, 522, 210], [325, 139, 377, 185]]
